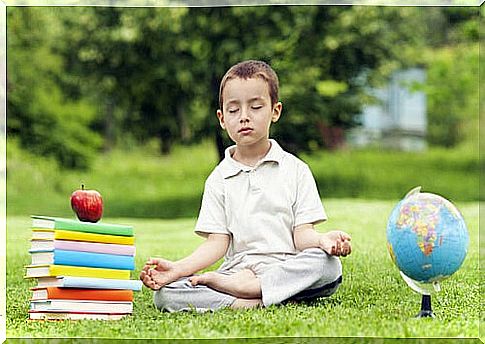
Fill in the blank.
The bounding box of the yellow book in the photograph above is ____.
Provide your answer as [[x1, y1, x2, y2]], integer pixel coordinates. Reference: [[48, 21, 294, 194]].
[[24, 264, 131, 279], [32, 229, 135, 245]]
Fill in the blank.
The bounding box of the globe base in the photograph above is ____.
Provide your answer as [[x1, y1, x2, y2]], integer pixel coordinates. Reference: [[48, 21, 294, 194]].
[[416, 295, 435, 318]]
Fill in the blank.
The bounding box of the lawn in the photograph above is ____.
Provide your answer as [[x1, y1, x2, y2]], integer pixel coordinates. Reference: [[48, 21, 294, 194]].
[[5, 199, 479, 339], [6, 138, 480, 220]]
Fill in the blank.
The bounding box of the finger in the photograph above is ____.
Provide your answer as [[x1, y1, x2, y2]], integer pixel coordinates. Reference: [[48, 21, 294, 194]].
[[139, 270, 147, 281], [146, 258, 160, 266], [151, 281, 162, 290], [147, 268, 157, 277], [141, 276, 154, 288], [144, 276, 161, 291], [148, 258, 173, 270], [339, 232, 352, 241], [343, 241, 352, 256]]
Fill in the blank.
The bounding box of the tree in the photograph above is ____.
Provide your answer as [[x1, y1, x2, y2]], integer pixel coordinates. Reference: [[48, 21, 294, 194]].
[[7, 7, 101, 169]]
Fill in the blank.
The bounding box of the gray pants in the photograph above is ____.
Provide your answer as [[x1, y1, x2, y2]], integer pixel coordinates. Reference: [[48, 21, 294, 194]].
[[153, 248, 342, 312]]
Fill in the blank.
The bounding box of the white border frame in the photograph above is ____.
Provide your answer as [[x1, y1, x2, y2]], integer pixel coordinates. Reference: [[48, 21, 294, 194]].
[[0, 2, 481, 343], [1, 1, 6, 343]]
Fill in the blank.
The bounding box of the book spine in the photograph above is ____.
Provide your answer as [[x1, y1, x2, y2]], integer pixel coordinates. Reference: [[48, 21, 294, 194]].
[[54, 219, 133, 236], [54, 230, 135, 245], [53, 250, 135, 270], [54, 240, 136, 256], [61, 277, 142, 291], [44, 287, 133, 301], [50, 265, 131, 280]]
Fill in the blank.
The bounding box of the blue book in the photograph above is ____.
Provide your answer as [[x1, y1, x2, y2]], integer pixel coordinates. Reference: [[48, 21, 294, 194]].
[[33, 276, 143, 291], [30, 249, 135, 270]]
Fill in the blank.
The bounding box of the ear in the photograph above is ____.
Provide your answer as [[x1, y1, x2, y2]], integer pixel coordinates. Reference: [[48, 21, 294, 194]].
[[216, 109, 225, 130], [271, 102, 283, 123]]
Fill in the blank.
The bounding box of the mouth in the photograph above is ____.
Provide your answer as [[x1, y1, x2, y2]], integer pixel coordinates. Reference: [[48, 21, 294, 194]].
[[238, 127, 253, 134]]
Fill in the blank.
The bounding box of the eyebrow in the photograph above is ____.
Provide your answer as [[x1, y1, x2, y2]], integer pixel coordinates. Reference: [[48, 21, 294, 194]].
[[226, 96, 265, 105]]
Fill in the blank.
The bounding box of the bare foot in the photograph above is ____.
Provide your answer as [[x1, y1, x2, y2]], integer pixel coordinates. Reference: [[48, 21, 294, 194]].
[[189, 269, 262, 299], [231, 298, 262, 309], [319, 231, 352, 257]]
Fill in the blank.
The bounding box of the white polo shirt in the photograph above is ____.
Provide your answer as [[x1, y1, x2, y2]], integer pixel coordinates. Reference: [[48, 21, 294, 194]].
[[195, 139, 327, 274]]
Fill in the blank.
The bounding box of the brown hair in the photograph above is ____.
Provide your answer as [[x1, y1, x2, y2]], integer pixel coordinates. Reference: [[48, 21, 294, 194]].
[[218, 60, 279, 111]]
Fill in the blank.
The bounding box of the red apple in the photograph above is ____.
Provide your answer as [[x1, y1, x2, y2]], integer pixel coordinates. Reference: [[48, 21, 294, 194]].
[[70, 184, 103, 222]]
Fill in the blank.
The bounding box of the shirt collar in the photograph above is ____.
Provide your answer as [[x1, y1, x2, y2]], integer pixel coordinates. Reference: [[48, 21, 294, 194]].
[[219, 139, 284, 179]]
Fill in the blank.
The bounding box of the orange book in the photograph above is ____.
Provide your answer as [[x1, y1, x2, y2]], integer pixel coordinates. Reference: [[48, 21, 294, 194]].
[[31, 287, 133, 302]]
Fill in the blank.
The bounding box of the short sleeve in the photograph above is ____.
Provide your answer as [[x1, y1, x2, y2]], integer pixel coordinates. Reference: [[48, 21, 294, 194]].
[[194, 173, 230, 238], [293, 163, 327, 228]]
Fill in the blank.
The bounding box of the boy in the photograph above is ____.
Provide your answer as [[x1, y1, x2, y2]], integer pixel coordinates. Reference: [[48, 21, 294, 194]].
[[140, 60, 351, 311]]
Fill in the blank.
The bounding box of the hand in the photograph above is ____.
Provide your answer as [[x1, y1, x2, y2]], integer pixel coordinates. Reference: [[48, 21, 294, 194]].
[[318, 231, 352, 257], [139, 257, 180, 290]]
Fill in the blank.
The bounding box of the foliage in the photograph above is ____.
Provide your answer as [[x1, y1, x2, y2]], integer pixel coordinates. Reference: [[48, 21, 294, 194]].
[[409, 8, 479, 148], [420, 45, 479, 148], [6, 201, 479, 338], [6, 7, 479, 167], [7, 8, 102, 169]]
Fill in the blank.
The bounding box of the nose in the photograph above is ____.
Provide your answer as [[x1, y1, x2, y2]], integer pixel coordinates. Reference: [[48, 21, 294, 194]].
[[239, 107, 250, 123]]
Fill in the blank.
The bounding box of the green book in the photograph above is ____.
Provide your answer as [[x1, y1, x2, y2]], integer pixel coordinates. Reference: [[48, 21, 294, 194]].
[[31, 216, 134, 237]]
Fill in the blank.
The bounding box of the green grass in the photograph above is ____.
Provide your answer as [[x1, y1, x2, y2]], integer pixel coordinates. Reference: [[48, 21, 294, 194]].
[[6, 138, 480, 219], [6, 199, 479, 339]]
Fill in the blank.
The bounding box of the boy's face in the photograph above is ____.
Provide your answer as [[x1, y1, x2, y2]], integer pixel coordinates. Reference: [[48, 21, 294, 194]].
[[217, 77, 282, 147]]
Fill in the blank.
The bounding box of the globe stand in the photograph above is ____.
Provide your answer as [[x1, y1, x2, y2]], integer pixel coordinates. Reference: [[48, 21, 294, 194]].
[[416, 294, 434, 318]]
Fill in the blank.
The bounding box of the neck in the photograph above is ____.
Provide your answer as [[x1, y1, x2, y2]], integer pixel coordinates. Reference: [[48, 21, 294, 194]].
[[233, 139, 271, 167]]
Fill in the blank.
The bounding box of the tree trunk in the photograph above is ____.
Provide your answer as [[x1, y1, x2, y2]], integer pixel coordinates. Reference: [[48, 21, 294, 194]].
[[159, 128, 172, 155], [177, 102, 190, 143]]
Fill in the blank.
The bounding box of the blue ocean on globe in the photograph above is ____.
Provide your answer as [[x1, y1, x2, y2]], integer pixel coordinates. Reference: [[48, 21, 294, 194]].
[[386, 188, 469, 283]]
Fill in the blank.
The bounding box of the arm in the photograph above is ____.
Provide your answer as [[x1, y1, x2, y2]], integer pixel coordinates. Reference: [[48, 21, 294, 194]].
[[140, 233, 229, 290], [293, 223, 322, 251], [173, 233, 229, 277]]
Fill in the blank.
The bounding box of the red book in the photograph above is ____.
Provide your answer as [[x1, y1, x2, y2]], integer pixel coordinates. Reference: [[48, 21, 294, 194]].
[[31, 287, 133, 302]]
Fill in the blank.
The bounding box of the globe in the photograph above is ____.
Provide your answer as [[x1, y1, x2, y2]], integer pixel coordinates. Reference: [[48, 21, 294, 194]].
[[386, 187, 469, 284]]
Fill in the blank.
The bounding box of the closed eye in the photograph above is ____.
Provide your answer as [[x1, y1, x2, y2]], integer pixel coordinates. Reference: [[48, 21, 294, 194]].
[[228, 108, 239, 114], [252, 105, 263, 110]]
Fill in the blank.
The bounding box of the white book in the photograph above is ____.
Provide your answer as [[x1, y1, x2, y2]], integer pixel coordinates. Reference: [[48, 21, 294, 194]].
[[30, 251, 55, 265], [29, 311, 129, 321], [32, 230, 55, 240], [30, 300, 133, 314]]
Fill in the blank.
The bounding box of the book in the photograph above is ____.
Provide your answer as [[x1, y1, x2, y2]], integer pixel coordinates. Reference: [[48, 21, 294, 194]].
[[33, 276, 142, 291], [31, 287, 133, 302], [30, 240, 136, 256], [32, 229, 135, 245], [31, 216, 134, 236], [30, 299, 133, 313], [24, 265, 130, 280], [29, 311, 129, 321], [30, 250, 135, 270]]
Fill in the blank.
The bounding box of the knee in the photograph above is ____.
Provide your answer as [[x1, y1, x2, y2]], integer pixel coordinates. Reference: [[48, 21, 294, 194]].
[[153, 282, 187, 312], [153, 288, 172, 311], [301, 248, 342, 282]]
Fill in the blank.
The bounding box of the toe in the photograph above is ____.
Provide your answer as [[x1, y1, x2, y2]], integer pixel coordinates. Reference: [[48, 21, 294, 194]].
[[188, 276, 199, 286]]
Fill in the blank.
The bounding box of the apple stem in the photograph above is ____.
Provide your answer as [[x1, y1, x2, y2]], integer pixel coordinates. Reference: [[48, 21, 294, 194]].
[[81, 184, 85, 190]]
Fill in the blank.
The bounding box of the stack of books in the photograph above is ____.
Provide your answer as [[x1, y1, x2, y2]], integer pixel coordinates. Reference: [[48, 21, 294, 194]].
[[25, 215, 142, 320]]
